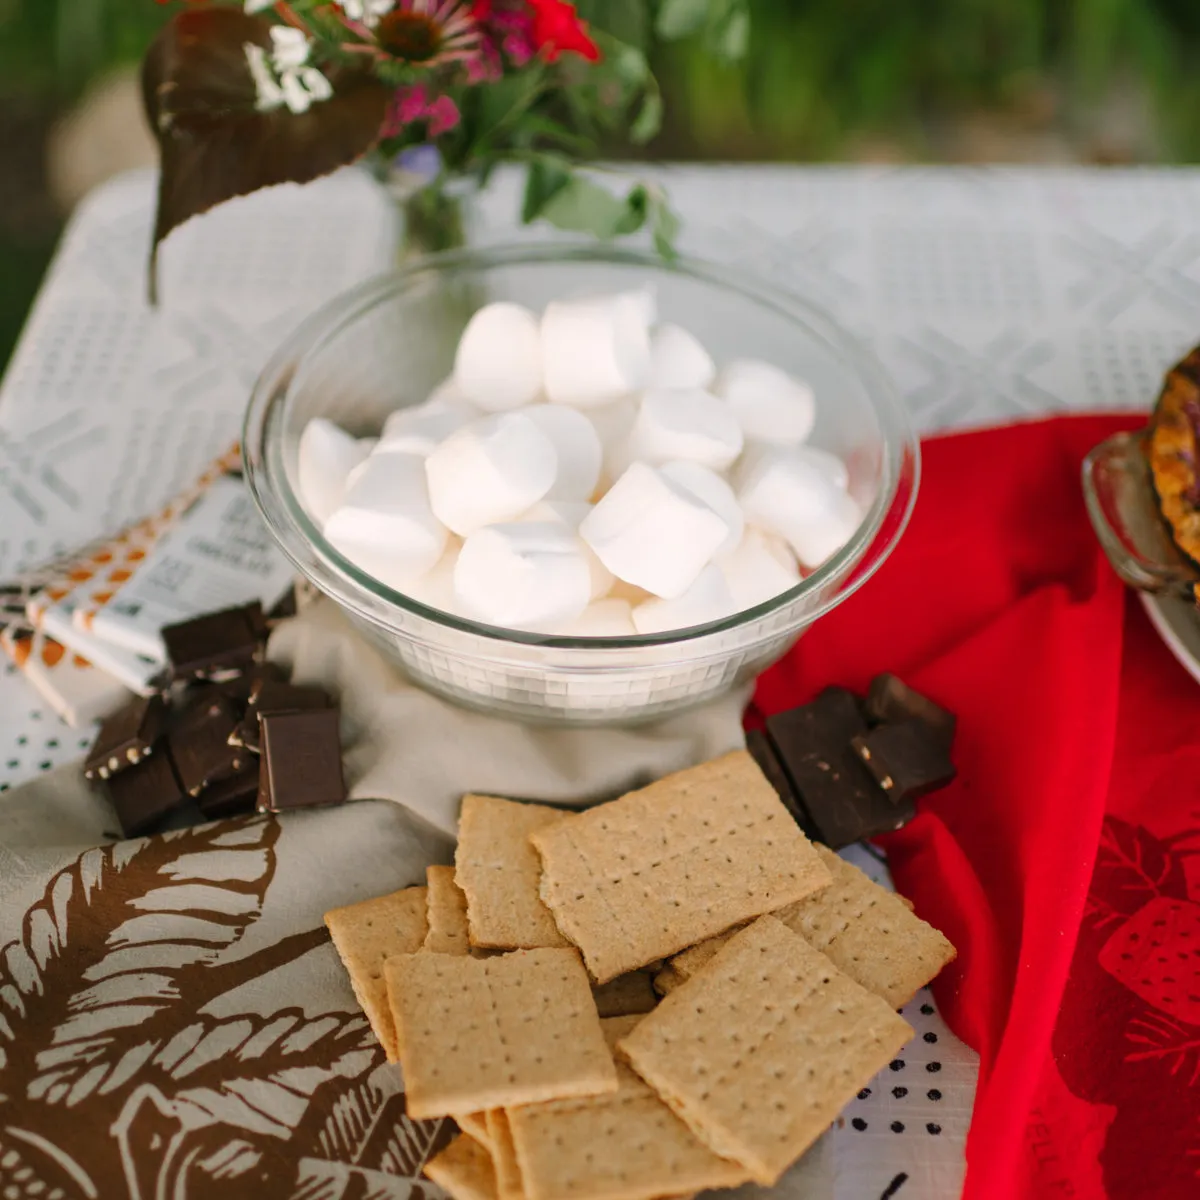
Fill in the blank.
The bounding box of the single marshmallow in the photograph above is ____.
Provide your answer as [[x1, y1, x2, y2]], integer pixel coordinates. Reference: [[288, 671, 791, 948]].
[[736, 447, 862, 567], [660, 461, 744, 556], [425, 413, 558, 537], [324, 451, 447, 582], [624, 389, 744, 472], [403, 539, 463, 615], [716, 359, 816, 446], [541, 292, 652, 407], [297, 418, 374, 526], [584, 398, 639, 491], [377, 388, 476, 457], [514, 501, 611, 598], [523, 405, 602, 502], [646, 323, 715, 390], [718, 527, 801, 612], [580, 462, 731, 599], [793, 445, 850, 492], [453, 302, 543, 411], [454, 522, 591, 630], [556, 597, 637, 637], [632, 563, 736, 635]]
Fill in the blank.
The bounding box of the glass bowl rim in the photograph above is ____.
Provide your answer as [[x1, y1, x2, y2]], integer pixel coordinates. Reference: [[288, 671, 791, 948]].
[[243, 240, 920, 650]]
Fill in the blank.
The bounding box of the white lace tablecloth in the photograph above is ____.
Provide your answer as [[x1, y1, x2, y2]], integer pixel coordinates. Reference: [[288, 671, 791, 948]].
[[5, 163, 1200, 1198]]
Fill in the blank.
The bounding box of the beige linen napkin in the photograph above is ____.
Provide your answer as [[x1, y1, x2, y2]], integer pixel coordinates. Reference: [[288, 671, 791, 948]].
[[268, 598, 750, 836]]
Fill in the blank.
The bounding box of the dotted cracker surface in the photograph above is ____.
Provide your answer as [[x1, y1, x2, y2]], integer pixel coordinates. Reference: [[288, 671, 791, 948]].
[[531, 752, 830, 982], [426, 865, 472, 956], [426, 1133, 498, 1200], [457, 795, 573, 950], [617, 916, 913, 1186], [324, 886, 428, 1061], [386, 947, 617, 1118], [506, 1016, 748, 1200]]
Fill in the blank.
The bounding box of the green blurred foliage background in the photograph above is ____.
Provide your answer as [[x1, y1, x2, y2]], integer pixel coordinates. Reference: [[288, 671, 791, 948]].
[[3, 0, 1200, 369]]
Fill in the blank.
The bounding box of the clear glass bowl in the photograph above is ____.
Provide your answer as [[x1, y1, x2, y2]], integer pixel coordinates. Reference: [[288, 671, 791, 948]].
[[243, 243, 918, 725]]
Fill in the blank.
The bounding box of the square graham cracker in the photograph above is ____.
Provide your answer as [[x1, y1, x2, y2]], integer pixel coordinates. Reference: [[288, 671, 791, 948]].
[[457, 795, 573, 950], [324, 885, 428, 1061], [486, 1110, 524, 1200], [385, 947, 617, 1119], [531, 751, 831, 982], [426, 865, 472, 956], [426, 1133, 498, 1200], [457, 1112, 493, 1149], [616, 915, 913, 1186], [506, 1015, 748, 1200]]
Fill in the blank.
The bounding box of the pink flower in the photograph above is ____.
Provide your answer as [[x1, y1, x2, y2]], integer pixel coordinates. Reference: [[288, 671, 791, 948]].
[[382, 84, 462, 139]]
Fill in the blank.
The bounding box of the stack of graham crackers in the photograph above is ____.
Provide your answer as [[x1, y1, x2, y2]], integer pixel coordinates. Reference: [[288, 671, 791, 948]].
[[325, 750, 956, 1199]]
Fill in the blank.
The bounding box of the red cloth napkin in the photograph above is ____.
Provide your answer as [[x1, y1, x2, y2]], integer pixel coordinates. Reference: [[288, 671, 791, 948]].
[[752, 413, 1200, 1200]]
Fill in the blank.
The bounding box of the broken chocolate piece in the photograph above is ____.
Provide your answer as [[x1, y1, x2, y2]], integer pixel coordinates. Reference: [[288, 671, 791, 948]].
[[168, 695, 249, 796], [229, 679, 331, 752], [106, 751, 186, 836], [84, 694, 166, 780], [197, 766, 261, 819], [258, 708, 345, 812], [746, 727, 801, 812], [864, 674, 956, 746], [851, 719, 957, 804], [162, 602, 266, 681]]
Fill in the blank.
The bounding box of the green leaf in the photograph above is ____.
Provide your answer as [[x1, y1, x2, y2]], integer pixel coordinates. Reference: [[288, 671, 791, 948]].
[[656, 0, 711, 40], [630, 90, 664, 143], [650, 193, 682, 260], [521, 156, 572, 224], [141, 8, 390, 303], [531, 172, 649, 239], [712, 7, 750, 61]]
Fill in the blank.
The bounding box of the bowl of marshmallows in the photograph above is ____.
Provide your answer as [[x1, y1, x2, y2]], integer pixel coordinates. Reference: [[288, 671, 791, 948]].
[[244, 244, 917, 724]]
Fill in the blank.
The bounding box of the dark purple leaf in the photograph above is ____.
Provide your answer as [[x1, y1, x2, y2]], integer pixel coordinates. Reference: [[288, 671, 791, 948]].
[[142, 8, 391, 300], [1087, 816, 1190, 928]]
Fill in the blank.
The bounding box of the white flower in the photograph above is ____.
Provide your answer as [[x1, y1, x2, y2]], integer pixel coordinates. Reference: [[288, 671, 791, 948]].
[[269, 25, 311, 71], [245, 43, 285, 111], [245, 0, 275, 11], [244, 42, 333, 115], [337, 0, 395, 29]]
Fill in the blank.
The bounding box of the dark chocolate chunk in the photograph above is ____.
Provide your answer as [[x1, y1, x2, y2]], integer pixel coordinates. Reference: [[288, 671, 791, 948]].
[[168, 695, 250, 796], [197, 765, 261, 819], [186, 662, 286, 712], [864, 674, 956, 747], [230, 680, 331, 752], [851, 719, 957, 804], [106, 751, 186, 836], [746, 728, 812, 830], [162, 602, 266, 681], [84, 694, 166, 780], [258, 708, 345, 812]]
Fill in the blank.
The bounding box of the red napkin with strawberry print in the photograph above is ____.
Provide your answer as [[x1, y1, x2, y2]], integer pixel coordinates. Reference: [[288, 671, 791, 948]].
[[753, 413, 1200, 1200]]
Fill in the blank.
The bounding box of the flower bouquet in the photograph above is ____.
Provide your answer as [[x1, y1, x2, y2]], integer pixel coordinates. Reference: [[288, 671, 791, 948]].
[[141, 0, 750, 295]]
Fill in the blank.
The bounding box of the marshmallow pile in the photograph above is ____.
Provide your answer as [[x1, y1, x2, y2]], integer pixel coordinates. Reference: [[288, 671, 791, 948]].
[[298, 288, 860, 637]]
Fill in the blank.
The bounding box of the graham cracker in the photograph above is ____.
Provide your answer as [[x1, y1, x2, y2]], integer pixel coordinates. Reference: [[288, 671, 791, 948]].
[[457, 1112, 493, 1150], [656, 848, 956, 1008], [457, 794, 573, 950], [324, 885, 428, 1061], [426, 1133, 498, 1200], [531, 751, 831, 982], [487, 1110, 524, 1200], [591, 971, 658, 1018], [426, 864, 472, 956], [506, 1015, 748, 1200], [616, 915, 913, 1186], [385, 947, 617, 1119]]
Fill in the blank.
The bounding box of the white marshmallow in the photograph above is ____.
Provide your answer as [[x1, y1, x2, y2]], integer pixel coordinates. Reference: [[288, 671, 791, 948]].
[[792, 445, 850, 492], [624, 388, 744, 471], [632, 564, 736, 634], [646, 323, 715, 390], [425, 413, 558, 537], [660, 461, 744, 557], [580, 462, 731, 599], [584, 398, 639, 491], [297, 418, 374, 526], [736, 447, 862, 568], [523, 405, 602, 502], [454, 522, 591, 630], [323, 451, 447, 582], [454, 302, 543, 411], [541, 292, 652, 407], [716, 359, 816, 446], [555, 598, 637, 637], [377, 388, 476, 457], [403, 539, 463, 615], [514, 500, 611, 598], [718, 527, 801, 612]]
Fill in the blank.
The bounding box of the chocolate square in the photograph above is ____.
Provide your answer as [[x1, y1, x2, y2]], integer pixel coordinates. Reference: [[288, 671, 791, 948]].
[[863, 674, 956, 746], [84, 694, 166, 781], [851, 719, 957, 804], [197, 765, 261, 819], [230, 679, 331, 752], [162, 602, 266, 681], [168, 695, 250, 796], [258, 708, 345, 812], [106, 751, 186, 837]]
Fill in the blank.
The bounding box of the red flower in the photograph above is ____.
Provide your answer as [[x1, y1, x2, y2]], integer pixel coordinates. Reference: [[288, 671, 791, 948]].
[[525, 0, 599, 62]]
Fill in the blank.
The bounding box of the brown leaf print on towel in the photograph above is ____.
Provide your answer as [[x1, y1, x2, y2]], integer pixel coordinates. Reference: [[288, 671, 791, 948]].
[[0, 816, 451, 1200]]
